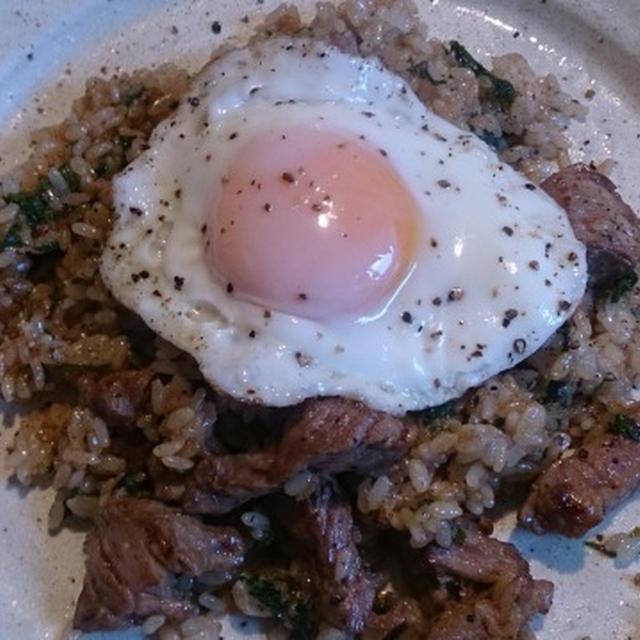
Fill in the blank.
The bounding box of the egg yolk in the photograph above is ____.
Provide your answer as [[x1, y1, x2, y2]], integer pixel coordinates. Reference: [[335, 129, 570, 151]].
[[205, 126, 420, 320]]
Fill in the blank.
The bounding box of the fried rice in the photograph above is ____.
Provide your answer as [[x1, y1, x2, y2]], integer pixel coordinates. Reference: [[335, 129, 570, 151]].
[[1, 1, 638, 638]]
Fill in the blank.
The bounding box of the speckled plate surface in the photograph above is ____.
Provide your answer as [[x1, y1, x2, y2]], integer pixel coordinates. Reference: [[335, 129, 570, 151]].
[[1, 1, 639, 639]]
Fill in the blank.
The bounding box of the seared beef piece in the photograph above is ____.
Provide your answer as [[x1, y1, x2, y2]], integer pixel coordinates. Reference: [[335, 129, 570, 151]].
[[519, 431, 640, 537], [272, 396, 413, 478], [181, 451, 277, 514], [302, 481, 376, 633], [426, 531, 553, 640], [541, 164, 640, 290], [183, 396, 413, 514], [77, 369, 154, 427], [268, 481, 376, 634], [73, 497, 246, 631]]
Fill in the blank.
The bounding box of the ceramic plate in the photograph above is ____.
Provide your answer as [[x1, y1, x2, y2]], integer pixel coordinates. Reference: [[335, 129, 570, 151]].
[[1, 1, 639, 639]]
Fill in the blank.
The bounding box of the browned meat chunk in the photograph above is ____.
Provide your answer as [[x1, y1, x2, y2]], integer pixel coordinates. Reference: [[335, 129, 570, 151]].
[[183, 396, 414, 514], [180, 451, 277, 514], [541, 164, 640, 290], [77, 369, 154, 426], [519, 431, 640, 537], [270, 480, 376, 634], [426, 531, 553, 640], [73, 497, 246, 631], [273, 396, 413, 478]]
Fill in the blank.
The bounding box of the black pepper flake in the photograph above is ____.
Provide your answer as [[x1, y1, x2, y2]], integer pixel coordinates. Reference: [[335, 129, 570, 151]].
[[528, 260, 540, 271], [228, 132, 238, 140], [139, 270, 149, 279], [502, 308, 518, 328], [174, 276, 184, 291], [432, 296, 442, 306], [263, 202, 272, 212], [281, 171, 295, 183], [174, 188, 182, 198], [211, 20, 221, 34], [524, 182, 536, 191], [470, 350, 483, 358], [263, 309, 271, 319], [152, 290, 162, 297], [513, 338, 527, 354], [447, 287, 464, 302], [129, 206, 143, 216], [295, 351, 312, 367], [361, 111, 375, 117], [430, 238, 438, 248], [545, 242, 552, 258], [131, 273, 140, 283], [502, 225, 514, 236], [437, 179, 451, 189], [298, 293, 308, 301], [311, 203, 323, 212], [248, 330, 256, 338], [401, 311, 413, 324], [379, 148, 388, 157], [226, 282, 234, 294], [558, 300, 571, 313], [187, 96, 200, 107], [567, 251, 578, 261]]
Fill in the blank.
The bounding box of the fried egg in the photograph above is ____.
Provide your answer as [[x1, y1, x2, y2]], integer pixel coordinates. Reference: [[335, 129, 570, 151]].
[[101, 37, 587, 414]]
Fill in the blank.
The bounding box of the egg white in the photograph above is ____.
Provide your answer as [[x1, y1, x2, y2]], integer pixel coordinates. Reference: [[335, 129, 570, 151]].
[[101, 36, 587, 414]]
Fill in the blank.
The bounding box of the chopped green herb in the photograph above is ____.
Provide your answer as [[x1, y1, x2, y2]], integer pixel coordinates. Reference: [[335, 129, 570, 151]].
[[452, 526, 467, 546], [122, 86, 144, 107], [0, 223, 24, 251], [290, 600, 317, 640], [4, 183, 52, 227], [0, 169, 75, 254], [116, 472, 151, 496], [449, 41, 517, 108], [119, 134, 136, 152], [58, 164, 81, 192], [608, 414, 640, 441], [477, 129, 507, 151], [408, 60, 445, 85], [246, 576, 287, 618], [94, 161, 110, 178], [421, 400, 455, 424], [245, 575, 317, 636], [544, 380, 571, 408], [609, 271, 638, 303], [584, 540, 616, 558]]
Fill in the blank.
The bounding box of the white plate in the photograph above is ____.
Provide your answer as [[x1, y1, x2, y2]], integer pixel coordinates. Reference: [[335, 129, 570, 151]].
[[1, 1, 639, 639]]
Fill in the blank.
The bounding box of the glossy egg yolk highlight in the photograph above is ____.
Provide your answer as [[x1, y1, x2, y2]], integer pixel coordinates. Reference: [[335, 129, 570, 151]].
[[205, 127, 421, 320]]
